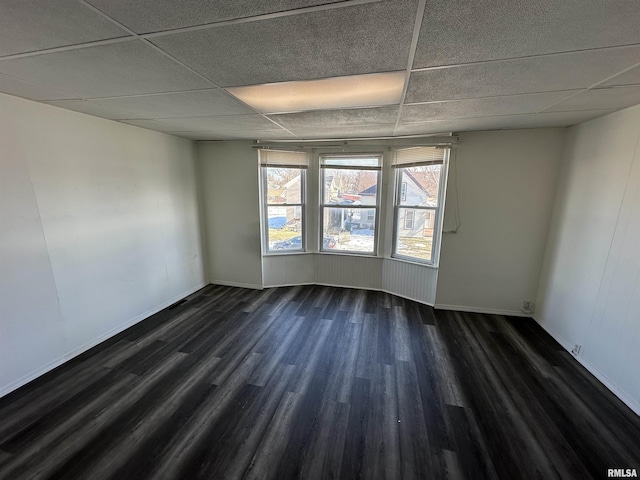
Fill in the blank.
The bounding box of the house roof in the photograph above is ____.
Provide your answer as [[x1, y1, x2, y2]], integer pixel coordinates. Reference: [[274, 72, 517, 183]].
[[360, 184, 377, 196], [405, 170, 430, 196]]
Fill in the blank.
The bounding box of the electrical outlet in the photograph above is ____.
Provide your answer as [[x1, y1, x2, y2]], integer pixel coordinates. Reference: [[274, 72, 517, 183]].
[[522, 301, 534, 314], [571, 344, 582, 356]]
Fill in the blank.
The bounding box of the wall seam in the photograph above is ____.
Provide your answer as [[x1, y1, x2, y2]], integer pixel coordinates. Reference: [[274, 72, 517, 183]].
[[582, 126, 640, 355]]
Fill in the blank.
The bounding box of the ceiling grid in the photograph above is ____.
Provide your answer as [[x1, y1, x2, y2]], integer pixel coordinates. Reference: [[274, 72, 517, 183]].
[[0, 0, 638, 140]]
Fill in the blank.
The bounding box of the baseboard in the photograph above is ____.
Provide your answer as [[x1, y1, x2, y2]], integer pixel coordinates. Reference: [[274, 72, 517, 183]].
[[210, 280, 264, 290], [0, 282, 207, 399], [434, 303, 531, 317], [533, 315, 640, 417], [258, 281, 435, 307], [382, 289, 434, 307], [263, 282, 316, 288]]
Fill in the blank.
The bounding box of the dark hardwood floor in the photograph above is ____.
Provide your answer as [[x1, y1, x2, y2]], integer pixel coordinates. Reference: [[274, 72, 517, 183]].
[[1, 284, 639, 479]]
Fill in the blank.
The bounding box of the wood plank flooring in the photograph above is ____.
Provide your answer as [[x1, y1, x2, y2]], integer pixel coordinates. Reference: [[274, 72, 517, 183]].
[[1, 284, 639, 479]]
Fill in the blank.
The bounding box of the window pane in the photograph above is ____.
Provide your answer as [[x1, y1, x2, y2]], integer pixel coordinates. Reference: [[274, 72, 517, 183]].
[[267, 205, 302, 250], [395, 208, 434, 261], [322, 207, 375, 253], [398, 164, 441, 207], [322, 157, 380, 167], [323, 168, 378, 204], [265, 167, 301, 204]]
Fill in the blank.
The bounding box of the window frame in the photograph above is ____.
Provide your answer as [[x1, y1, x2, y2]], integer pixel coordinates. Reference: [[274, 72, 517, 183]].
[[261, 164, 307, 255], [391, 151, 448, 265], [319, 153, 383, 256]]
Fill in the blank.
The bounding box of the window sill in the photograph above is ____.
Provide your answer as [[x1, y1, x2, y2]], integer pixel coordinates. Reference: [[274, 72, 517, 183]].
[[388, 256, 439, 269], [317, 250, 381, 258], [263, 251, 313, 257]]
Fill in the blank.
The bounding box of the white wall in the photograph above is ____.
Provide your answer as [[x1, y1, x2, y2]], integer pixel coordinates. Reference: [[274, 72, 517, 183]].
[[0, 93, 206, 397], [203, 132, 565, 309], [198, 141, 263, 289], [435, 129, 566, 315], [536, 105, 640, 414]]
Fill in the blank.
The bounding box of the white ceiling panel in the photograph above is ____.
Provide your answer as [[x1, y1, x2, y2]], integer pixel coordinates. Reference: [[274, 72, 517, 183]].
[[2, 1, 640, 139], [397, 117, 526, 135], [0, 73, 75, 101], [397, 110, 614, 135], [166, 130, 297, 141], [150, 0, 417, 87], [44, 100, 136, 120], [120, 119, 198, 133], [546, 86, 640, 112], [167, 130, 298, 141], [0, 0, 129, 57], [602, 65, 640, 87], [268, 106, 399, 130], [414, 0, 640, 68], [84, 0, 349, 34], [0, 41, 213, 99], [144, 114, 291, 133], [506, 110, 616, 128], [292, 124, 397, 139], [401, 91, 580, 122], [406, 46, 640, 103], [91, 89, 255, 118]]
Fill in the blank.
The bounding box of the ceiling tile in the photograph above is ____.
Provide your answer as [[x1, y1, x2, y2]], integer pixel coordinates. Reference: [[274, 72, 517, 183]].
[[602, 64, 640, 87], [0, 73, 76, 101], [406, 46, 640, 103], [545, 86, 640, 112], [269, 106, 399, 130], [506, 110, 616, 128], [91, 89, 255, 118], [119, 119, 195, 133], [148, 114, 290, 132], [0, 41, 213, 99], [0, 0, 129, 57], [150, 0, 417, 87], [401, 91, 579, 122], [44, 100, 136, 120], [397, 110, 615, 135], [397, 117, 519, 135], [414, 0, 640, 68], [293, 124, 397, 139], [167, 130, 298, 141], [85, 0, 349, 34], [224, 130, 298, 140]]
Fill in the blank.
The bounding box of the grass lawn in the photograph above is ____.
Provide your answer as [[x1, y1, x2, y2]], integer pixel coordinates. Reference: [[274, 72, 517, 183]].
[[396, 237, 433, 260], [268, 229, 300, 242]]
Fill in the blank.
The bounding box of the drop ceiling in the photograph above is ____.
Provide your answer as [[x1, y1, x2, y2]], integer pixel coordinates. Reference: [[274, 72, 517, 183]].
[[1, 0, 640, 141]]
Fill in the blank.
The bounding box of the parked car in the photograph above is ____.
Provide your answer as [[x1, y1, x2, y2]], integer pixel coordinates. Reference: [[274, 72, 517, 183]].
[[272, 236, 335, 250], [323, 236, 336, 249]]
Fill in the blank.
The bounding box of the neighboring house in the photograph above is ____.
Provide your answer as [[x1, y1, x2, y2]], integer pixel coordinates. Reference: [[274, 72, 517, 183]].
[[324, 175, 361, 233], [360, 172, 434, 236], [399, 170, 434, 237], [267, 173, 302, 231]]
